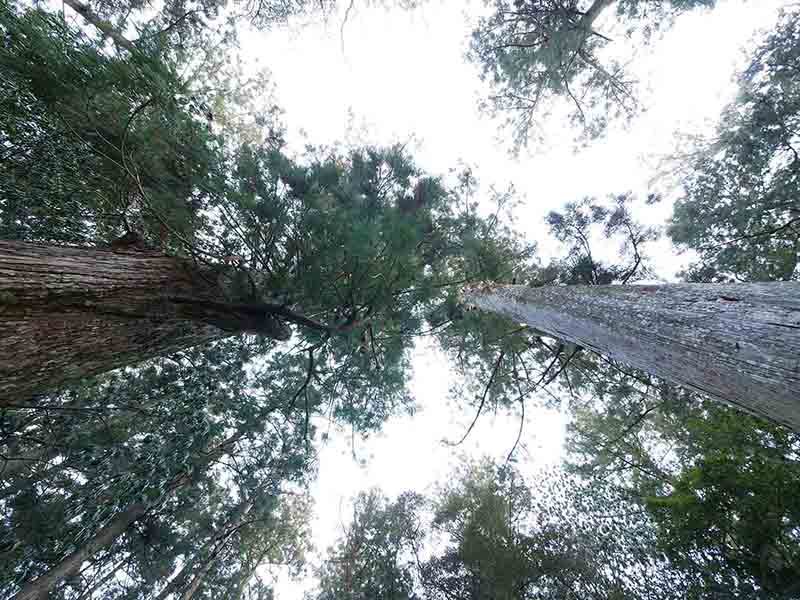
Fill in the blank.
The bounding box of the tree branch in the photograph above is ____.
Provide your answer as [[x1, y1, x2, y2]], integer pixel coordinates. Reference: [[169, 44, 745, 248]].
[[450, 351, 505, 446], [63, 0, 136, 52]]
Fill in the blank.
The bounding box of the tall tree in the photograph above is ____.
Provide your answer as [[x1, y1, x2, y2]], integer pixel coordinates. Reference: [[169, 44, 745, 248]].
[[1, 336, 311, 599], [314, 490, 424, 600], [9, 432, 241, 600], [314, 460, 693, 600], [469, 0, 717, 146], [0, 2, 533, 403], [463, 280, 800, 429], [669, 7, 800, 283]]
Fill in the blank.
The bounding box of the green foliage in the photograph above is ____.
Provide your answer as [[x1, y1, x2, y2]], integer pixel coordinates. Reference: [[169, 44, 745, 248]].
[[546, 193, 659, 285], [316, 460, 694, 600], [565, 355, 800, 597], [0, 339, 312, 598], [469, 0, 717, 147], [0, 4, 541, 598], [315, 490, 424, 600], [0, 1, 221, 247], [644, 408, 800, 596], [634, 13, 800, 592], [669, 7, 800, 283]]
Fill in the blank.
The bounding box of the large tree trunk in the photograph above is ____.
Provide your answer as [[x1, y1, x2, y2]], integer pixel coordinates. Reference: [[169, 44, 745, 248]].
[[0, 241, 290, 403], [464, 282, 800, 430]]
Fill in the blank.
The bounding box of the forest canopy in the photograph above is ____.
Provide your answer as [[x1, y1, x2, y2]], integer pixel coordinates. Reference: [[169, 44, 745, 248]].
[[1, 0, 799, 599]]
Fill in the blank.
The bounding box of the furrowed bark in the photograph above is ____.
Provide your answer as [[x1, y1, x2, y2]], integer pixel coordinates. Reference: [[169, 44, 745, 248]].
[[0, 240, 290, 403], [464, 282, 800, 430]]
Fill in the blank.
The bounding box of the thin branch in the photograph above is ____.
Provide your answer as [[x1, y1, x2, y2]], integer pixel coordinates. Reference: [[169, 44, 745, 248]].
[[289, 348, 315, 412], [700, 216, 800, 251], [450, 351, 506, 446], [121, 96, 157, 165], [340, 0, 355, 55], [601, 402, 665, 450], [505, 356, 527, 465]]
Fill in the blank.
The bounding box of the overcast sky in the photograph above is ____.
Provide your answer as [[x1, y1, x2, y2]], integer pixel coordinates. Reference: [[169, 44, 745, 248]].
[[235, 0, 791, 596]]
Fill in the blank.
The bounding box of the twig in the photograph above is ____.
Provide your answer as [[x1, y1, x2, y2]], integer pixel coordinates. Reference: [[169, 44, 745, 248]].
[[289, 348, 316, 412], [450, 351, 505, 446]]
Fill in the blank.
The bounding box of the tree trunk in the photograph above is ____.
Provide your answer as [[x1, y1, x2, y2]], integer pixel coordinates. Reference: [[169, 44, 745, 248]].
[[9, 434, 240, 600], [0, 241, 290, 403], [0, 446, 49, 480], [154, 499, 254, 600], [62, 0, 136, 52], [10, 502, 148, 600], [179, 542, 226, 600], [581, 0, 615, 28], [464, 282, 800, 430], [75, 555, 131, 600]]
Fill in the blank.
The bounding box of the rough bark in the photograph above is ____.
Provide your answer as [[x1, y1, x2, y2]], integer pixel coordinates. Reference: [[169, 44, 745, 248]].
[[0, 241, 290, 403], [464, 282, 800, 430]]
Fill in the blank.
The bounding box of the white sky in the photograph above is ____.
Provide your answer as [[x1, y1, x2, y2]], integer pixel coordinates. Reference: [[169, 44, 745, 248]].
[[235, 0, 791, 596]]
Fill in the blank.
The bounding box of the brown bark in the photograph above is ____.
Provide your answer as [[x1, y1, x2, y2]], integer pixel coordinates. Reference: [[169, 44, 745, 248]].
[[0, 241, 290, 403], [464, 282, 800, 430]]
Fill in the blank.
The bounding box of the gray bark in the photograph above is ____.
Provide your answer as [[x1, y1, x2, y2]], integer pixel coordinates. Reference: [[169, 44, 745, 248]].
[[0, 241, 290, 403], [63, 0, 136, 52], [464, 282, 800, 430], [581, 0, 615, 29]]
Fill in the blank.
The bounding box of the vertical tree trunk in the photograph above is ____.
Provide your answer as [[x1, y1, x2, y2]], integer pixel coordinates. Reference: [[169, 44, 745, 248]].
[[10, 502, 148, 600], [464, 282, 800, 429], [0, 241, 289, 403], [9, 434, 241, 600], [581, 0, 615, 29], [154, 499, 254, 600]]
